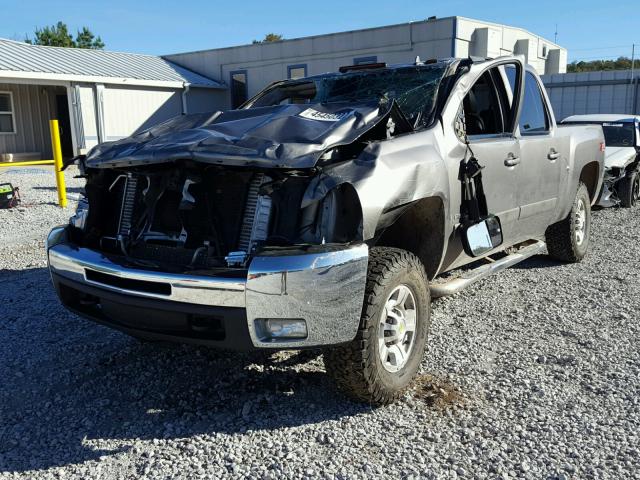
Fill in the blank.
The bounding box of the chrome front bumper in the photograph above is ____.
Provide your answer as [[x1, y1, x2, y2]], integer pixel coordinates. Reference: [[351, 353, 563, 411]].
[[47, 226, 369, 349]]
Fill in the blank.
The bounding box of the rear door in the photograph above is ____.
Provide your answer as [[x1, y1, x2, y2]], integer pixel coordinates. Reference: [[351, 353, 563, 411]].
[[507, 69, 563, 237]]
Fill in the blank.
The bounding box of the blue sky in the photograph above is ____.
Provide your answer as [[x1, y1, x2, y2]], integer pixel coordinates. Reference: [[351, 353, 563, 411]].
[[1, 0, 638, 61]]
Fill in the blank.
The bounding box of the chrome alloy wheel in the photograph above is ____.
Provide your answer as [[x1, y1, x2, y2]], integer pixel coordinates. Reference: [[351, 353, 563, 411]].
[[575, 198, 587, 246], [378, 284, 417, 373], [633, 177, 640, 203]]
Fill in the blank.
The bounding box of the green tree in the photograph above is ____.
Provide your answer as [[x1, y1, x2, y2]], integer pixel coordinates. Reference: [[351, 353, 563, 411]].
[[252, 33, 284, 44], [75, 27, 105, 50], [25, 22, 105, 49], [567, 56, 634, 73], [26, 21, 74, 47]]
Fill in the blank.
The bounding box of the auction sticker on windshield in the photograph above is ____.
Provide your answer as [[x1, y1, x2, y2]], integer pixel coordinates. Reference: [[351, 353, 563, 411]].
[[299, 108, 350, 122]]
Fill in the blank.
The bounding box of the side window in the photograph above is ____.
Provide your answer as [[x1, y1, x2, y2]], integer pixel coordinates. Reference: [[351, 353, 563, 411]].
[[518, 72, 549, 134], [462, 65, 514, 137], [0, 92, 15, 134], [230, 70, 248, 109], [505, 66, 517, 98]]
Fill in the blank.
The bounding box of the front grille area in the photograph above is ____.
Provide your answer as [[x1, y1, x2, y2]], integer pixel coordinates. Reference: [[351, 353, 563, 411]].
[[87, 167, 274, 269]]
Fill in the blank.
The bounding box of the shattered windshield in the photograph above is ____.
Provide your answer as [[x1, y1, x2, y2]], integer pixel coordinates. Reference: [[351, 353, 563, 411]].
[[602, 123, 636, 147], [246, 65, 449, 129]]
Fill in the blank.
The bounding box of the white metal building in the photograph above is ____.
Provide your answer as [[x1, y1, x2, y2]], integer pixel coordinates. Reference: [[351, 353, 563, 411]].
[[165, 16, 567, 109], [0, 39, 225, 161]]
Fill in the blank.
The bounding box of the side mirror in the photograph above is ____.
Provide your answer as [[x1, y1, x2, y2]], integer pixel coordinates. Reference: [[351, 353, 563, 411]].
[[462, 215, 503, 257]]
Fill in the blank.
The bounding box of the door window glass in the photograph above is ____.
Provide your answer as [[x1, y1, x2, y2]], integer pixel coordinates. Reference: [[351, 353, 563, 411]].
[[518, 72, 549, 134], [462, 66, 515, 136]]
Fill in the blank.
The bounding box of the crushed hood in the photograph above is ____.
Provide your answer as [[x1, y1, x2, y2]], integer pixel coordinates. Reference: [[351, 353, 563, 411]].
[[604, 146, 638, 169], [85, 102, 395, 169]]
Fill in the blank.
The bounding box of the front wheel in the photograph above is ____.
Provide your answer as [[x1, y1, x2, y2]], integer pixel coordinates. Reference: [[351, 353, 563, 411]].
[[545, 182, 591, 263], [324, 247, 430, 405], [617, 171, 639, 208]]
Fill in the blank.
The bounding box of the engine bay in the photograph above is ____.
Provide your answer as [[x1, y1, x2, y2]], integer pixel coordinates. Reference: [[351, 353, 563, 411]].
[[74, 163, 297, 270], [70, 161, 362, 272]]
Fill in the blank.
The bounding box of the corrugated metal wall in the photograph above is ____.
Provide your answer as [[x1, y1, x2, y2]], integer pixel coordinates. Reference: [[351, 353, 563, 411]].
[[101, 85, 182, 140], [541, 70, 639, 121], [0, 83, 55, 158]]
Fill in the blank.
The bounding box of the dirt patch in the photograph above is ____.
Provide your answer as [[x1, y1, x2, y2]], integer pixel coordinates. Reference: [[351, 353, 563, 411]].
[[411, 374, 466, 409]]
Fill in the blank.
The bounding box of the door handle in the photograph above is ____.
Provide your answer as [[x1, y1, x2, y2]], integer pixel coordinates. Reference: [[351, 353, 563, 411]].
[[504, 153, 521, 167], [548, 149, 560, 160]]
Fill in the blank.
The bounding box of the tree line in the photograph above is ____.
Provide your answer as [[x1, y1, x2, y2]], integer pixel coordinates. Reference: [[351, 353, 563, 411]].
[[23, 21, 286, 50], [567, 56, 637, 73], [25, 21, 104, 49]]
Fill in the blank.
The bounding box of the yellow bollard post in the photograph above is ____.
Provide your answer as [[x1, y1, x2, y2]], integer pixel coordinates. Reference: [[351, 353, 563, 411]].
[[50, 119, 67, 208]]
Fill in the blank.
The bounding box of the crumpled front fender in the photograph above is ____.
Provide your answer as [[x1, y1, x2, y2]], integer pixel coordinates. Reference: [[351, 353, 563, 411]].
[[302, 132, 450, 240]]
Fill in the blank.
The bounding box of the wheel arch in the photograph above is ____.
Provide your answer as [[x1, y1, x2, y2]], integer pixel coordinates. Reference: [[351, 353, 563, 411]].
[[579, 161, 601, 203], [372, 196, 446, 280]]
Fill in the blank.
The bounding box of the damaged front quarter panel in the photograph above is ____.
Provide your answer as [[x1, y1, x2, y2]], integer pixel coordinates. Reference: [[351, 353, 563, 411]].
[[301, 128, 451, 243]]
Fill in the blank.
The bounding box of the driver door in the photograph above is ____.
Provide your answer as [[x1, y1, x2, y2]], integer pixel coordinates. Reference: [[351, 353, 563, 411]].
[[459, 61, 525, 244]]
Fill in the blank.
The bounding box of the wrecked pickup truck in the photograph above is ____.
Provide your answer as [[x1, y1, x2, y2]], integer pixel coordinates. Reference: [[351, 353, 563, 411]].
[[47, 56, 604, 405], [562, 115, 640, 207]]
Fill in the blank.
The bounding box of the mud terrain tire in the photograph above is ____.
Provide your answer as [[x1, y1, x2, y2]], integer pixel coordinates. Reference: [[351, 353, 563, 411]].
[[324, 247, 430, 405]]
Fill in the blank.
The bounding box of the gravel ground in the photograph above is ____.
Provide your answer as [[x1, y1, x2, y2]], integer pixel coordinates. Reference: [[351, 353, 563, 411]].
[[0, 168, 638, 479], [0, 166, 83, 246]]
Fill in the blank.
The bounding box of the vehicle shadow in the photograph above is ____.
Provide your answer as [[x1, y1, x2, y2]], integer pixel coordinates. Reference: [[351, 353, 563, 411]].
[[0, 267, 373, 473], [509, 254, 564, 270]]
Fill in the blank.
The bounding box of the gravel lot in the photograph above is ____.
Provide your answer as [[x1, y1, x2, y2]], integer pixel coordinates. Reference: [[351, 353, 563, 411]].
[[0, 167, 638, 479]]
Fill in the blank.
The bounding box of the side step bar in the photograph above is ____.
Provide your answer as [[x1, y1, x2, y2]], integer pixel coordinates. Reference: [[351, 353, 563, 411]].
[[430, 240, 546, 298]]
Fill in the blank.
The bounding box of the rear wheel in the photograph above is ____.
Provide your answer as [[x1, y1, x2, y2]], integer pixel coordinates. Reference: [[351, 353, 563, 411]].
[[324, 247, 430, 405], [617, 171, 640, 208], [545, 182, 591, 263]]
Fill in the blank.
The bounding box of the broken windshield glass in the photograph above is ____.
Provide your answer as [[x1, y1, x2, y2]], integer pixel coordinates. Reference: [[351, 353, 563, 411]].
[[247, 65, 449, 129]]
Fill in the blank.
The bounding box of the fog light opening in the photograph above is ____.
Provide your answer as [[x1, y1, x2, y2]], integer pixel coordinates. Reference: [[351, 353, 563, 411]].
[[257, 319, 308, 341]]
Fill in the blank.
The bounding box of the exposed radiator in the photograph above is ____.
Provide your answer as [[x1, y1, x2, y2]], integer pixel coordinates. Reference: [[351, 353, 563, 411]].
[[118, 174, 138, 238], [237, 174, 271, 252]]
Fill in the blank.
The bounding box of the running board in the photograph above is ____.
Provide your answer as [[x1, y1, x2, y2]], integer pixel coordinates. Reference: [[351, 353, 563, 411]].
[[430, 240, 546, 298]]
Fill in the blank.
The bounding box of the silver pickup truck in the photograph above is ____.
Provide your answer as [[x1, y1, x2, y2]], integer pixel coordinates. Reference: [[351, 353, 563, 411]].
[[47, 56, 604, 404]]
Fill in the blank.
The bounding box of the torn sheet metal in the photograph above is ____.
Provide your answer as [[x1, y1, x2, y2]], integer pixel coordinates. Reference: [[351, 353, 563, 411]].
[[305, 134, 451, 240]]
